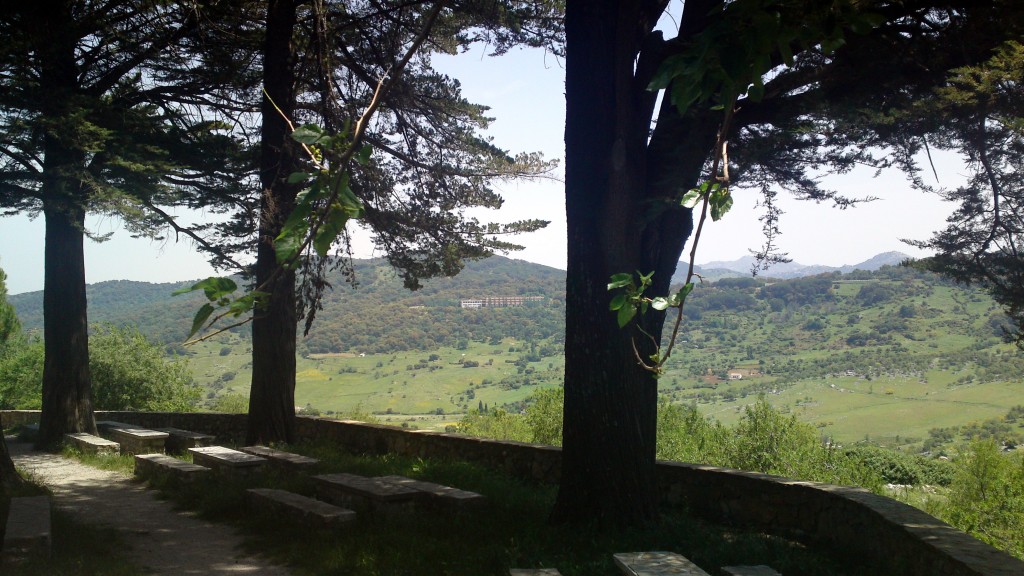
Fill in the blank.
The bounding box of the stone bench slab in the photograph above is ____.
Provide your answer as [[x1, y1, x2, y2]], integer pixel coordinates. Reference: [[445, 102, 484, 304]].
[[614, 552, 711, 576], [109, 427, 169, 455], [376, 475, 485, 507], [189, 446, 266, 474], [510, 570, 562, 575], [2, 496, 51, 564], [134, 453, 211, 483], [720, 567, 781, 576], [65, 432, 119, 455], [156, 427, 214, 453], [240, 445, 319, 470], [314, 473, 425, 508], [246, 488, 356, 528], [96, 420, 141, 435]]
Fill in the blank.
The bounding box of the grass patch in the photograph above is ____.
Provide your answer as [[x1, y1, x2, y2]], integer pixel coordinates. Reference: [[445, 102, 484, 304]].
[[143, 441, 887, 576], [60, 446, 135, 476]]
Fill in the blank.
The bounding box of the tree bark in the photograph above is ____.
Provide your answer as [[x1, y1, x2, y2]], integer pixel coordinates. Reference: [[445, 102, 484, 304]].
[[247, 0, 301, 445], [36, 0, 97, 450], [551, 0, 717, 528], [0, 414, 24, 495]]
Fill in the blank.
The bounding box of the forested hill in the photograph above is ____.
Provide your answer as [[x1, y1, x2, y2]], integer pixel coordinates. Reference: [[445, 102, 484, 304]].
[[9, 255, 1014, 362], [9, 256, 567, 351]]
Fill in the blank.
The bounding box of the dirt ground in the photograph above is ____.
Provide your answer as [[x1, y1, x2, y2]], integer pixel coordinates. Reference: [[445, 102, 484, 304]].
[[8, 436, 292, 575]]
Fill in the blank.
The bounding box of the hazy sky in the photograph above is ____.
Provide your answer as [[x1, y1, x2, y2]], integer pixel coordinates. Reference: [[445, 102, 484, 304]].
[[0, 42, 961, 296]]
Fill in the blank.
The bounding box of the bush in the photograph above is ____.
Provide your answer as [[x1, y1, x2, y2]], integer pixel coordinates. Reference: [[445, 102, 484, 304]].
[[935, 439, 1024, 558], [89, 324, 200, 411], [0, 324, 199, 412], [0, 337, 44, 409]]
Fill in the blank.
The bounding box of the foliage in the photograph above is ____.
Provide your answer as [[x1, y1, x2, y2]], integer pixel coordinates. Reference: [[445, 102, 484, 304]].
[[845, 445, 954, 486], [907, 41, 1024, 346], [457, 407, 531, 443], [0, 325, 198, 412], [87, 324, 199, 411], [0, 264, 18, 346], [934, 439, 1024, 558], [0, 337, 43, 410], [210, 393, 249, 414]]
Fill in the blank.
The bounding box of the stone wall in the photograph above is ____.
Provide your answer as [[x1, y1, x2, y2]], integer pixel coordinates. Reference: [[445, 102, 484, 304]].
[[4, 410, 1022, 576]]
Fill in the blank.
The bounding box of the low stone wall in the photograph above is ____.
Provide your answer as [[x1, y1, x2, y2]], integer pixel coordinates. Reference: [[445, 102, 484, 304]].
[[4, 410, 1022, 576]]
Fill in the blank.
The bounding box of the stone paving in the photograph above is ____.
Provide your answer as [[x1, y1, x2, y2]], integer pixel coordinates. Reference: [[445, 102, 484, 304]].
[[8, 436, 291, 575]]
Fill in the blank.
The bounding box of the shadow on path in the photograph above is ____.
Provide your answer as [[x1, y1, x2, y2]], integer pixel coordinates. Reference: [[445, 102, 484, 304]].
[[9, 437, 291, 575]]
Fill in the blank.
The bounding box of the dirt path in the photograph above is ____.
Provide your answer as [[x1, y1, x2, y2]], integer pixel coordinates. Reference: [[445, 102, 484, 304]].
[[8, 437, 292, 575]]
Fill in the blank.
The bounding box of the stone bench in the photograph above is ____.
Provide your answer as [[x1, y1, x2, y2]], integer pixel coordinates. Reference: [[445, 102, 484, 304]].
[[96, 420, 141, 435], [108, 427, 169, 455], [613, 552, 711, 576], [510, 570, 562, 575], [134, 453, 211, 484], [2, 496, 51, 565], [376, 475, 485, 509], [156, 427, 214, 453], [64, 432, 119, 455], [245, 488, 356, 528], [189, 446, 266, 476], [240, 445, 319, 471], [721, 567, 781, 576], [314, 472, 425, 513]]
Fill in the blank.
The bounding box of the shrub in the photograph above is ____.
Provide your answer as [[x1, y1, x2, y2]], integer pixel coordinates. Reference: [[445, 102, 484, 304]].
[[90, 324, 200, 411]]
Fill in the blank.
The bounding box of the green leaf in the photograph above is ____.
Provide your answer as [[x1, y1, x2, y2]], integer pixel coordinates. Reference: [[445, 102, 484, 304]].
[[673, 282, 695, 306], [287, 171, 312, 184], [651, 297, 670, 311], [680, 189, 702, 209], [188, 303, 215, 338], [608, 273, 633, 290], [609, 293, 627, 311], [710, 187, 733, 221], [291, 124, 325, 145], [184, 277, 237, 302], [617, 303, 637, 328], [314, 203, 351, 257], [355, 144, 373, 166]]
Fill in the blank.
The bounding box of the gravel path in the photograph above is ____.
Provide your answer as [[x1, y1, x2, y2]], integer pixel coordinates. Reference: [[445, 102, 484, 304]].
[[8, 437, 292, 575]]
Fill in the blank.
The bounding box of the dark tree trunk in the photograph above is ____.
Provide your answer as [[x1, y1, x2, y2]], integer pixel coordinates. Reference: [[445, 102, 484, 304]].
[[551, 0, 718, 527], [38, 196, 96, 449], [1, 414, 24, 494], [36, 0, 96, 450], [247, 0, 301, 445]]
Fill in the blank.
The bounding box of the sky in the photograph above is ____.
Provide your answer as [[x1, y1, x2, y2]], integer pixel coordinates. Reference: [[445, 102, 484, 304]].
[[0, 38, 963, 296]]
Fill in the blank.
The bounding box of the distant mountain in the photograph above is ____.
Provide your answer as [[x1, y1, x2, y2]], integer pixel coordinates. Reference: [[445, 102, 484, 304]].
[[693, 251, 913, 280]]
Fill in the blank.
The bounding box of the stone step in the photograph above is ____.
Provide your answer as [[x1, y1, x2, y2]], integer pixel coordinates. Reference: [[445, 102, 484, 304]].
[[245, 488, 356, 528], [613, 552, 712, 576], [134, 453, 211, 484], [509, 569, 562, 575], [65, 432, 120, 455], [2, 496, 51, 566], [240, 445, 319, 471]]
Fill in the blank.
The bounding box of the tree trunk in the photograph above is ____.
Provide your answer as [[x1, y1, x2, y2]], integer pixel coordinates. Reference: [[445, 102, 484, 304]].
[[36, 0, 96, 450], [551, 0, 661, 527], [38, 196, 96, 449], [551, 0, 718, 528], [247, 0, 301, 445], [0, 414, 24, 495]]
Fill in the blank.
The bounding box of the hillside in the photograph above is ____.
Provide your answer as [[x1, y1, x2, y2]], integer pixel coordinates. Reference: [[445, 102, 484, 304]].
[[9, 254, 1023, 447]]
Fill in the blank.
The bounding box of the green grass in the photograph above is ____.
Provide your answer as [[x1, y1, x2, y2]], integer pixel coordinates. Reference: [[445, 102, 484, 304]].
[[144, 441, 887, 576]]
